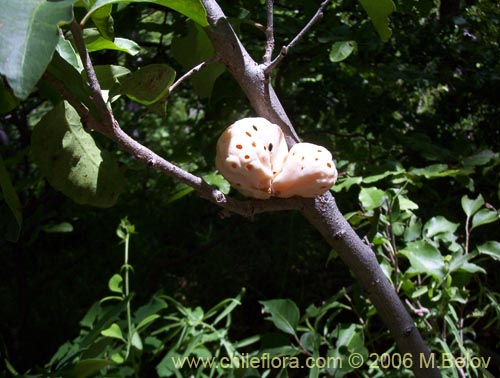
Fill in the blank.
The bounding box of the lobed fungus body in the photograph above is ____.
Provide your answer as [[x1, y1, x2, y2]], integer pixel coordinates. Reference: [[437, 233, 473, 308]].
[[215, 117, 288, 199], [272, 143, 338, 198], [216, 118, 338, 199]]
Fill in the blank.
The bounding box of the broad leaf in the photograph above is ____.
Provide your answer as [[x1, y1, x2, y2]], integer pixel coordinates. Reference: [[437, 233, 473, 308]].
[[108, 274, 123, 293], [0, 154, 22, 241], [260, 299, 300, 335], [400, 240, 445, 281], [471, 208, 498, 230], [120, 64, 176, 105], [0, 0, 74, 99], [358, 0, 396, 41], [461, 194, 484, 217], [423, 216, 459, 238], [41, 222, 74, 233], [101, 323, 125, 340], [88, 0, 208, 27], [359, 187, 385, 210], [31, 102, 125, 207], [91, 4, 115, 40], [171, 21, 225, 98], [92, 65, 131, 90], [477, 241, 500, 261], [84, 29, 141, 55], [329, 41, 356, 63]]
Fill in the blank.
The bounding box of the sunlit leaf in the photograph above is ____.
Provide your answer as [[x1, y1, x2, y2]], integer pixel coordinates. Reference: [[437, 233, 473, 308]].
[[400, 240, 445, 281], [108, 274, 123, 294], [31, 102, 125, 207], [471, 208, 499, 230], [359, 187, 385, 210], [0, 0, 74, 99], [423, 216, 459, 238], [87, 0, 208, 27], [260, 299, 300, 336], [84, 29, 141, 55], [329, 41, 356, 63], [477, 241, 500, 261], [461, 194, 484, 218], [101, 323, 125, 340], [120, 64, 176, 105], [358, 0, 396, 41]]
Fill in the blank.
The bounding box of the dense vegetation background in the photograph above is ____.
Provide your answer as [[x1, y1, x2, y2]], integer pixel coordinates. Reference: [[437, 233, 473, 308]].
[[0, 0, 499, 377]]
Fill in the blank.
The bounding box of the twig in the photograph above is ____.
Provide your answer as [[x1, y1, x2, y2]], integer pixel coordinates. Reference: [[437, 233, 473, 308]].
[[263, 0, 275, 64], [264, 0, 331, 74], [167, 56, 219, 97], [69, 20, 114, 133]]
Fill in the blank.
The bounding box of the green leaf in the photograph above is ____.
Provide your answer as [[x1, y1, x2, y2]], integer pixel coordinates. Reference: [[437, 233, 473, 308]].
[[131, 331, 143, 351], [101, 323, 125, 341], [41, 222, 74, 233], [45, 51, 98, 114], [120, 64, 176, 105], [203, 172, 231, 194], [91, 4, 115, 40], [108, 274, 123, 293], [358, 0, 396, 41], [92, 65, 131, 90], [461, 194, 484, 217], [0, 154, 22, 241], [329, 41, 356, 63], [31, 102, 125, 207], [88, 0, 208, 27], [260, 299, 300, 335], [171, 21, 225, 98], [463, 150, 498, 168], [471, 208, 498, 230], [359, 187, 385, 210], [0, 0, 74, 99], [399, 196, 419, 211], [136, 314, 160, 331], [477, 241, 500, 261], [423, 216, 459, 238], [0, 79, 20, 114], [331, 176, 362, 192], [400, 240, 445, 281], [64, 358, 114, 378], [83, 29, 140, 55]]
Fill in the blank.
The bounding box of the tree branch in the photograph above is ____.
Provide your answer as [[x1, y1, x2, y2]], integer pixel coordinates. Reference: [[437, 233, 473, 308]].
[[167, 56, 219, 97], [263, 0, 275, 64], [264, 0, 331, 74], [200, 1, 440, 376]]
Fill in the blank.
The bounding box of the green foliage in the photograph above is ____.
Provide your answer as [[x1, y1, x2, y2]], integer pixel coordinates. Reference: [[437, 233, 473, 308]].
[[31, 102, 125, 207], [0, 0, 74, 99], [358, 0, 396, 41], [119, 64, 176, 105]]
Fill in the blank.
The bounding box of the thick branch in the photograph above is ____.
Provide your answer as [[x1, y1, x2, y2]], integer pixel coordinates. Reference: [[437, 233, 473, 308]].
[[201, 1, 440, 376]]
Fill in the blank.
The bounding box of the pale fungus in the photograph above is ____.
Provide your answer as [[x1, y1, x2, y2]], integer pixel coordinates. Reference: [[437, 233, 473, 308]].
[[215, 118, 337, 199]]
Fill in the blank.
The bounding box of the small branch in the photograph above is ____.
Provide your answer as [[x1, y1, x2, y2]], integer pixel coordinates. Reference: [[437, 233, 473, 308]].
[[264, 0, 331, 74], [263, 0, 275, 64], [167, 57, 219, 97], [69, 20, 114, 133]]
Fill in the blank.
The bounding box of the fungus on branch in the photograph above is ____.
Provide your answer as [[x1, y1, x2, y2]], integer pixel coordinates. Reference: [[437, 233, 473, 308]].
[[216, 118, 337, 198]]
